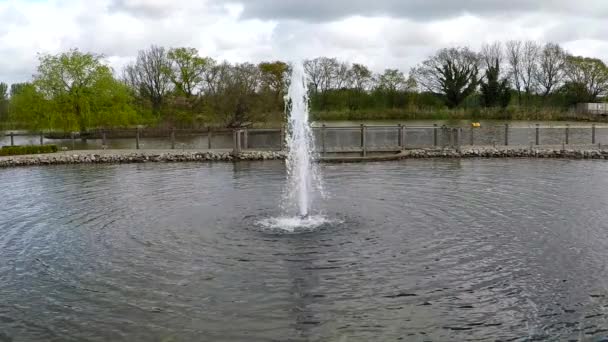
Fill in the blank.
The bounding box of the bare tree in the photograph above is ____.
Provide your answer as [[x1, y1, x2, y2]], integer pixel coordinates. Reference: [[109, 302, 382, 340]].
[[535, 42, 566, 97], [480, 41, 503, 70], [505, 40, 523, 104], [349, 63, 374, 91], [333, 62, 351, 90], [303, 58, 323, 93], [521, 41, 540, 97], [124, 45, 172, 115]]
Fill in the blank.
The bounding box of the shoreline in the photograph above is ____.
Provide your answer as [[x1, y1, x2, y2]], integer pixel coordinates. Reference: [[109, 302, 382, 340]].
[[2, 145, 608, 168]]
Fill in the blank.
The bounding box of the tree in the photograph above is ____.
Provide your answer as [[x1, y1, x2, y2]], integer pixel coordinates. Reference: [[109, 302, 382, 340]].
[[8, 83, 50, 130], [536, 43, 566, 97], [334, 62, 351, 89], [506, 40, 524, 104], [480, 59, 511, 108], [563, 56, 608, 102], [521, 41, 540, 98], [124, 45, 172, 116], [377, 69, 407, 92], [167, 47, 210, 98], [304, 57, 339, 93], [0, 82, 8, 123], [412, 47, 480, 108], [34, 49, 136, 132], [10, 83, 28, 97], [303, 58, 323, 93], [259, 61, 289, 102], [349, 63, 374, 91], [480, 42, 503, 70]]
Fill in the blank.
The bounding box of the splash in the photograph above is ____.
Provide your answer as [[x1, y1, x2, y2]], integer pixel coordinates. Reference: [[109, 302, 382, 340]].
[[257, 215, 333, 233]]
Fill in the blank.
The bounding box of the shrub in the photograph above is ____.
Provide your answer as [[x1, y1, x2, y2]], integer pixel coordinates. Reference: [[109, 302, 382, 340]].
[[0, 145, 59, 156]]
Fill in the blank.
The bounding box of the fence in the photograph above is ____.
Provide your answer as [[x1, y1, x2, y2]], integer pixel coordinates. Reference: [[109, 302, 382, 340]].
[[2, 124, 607, 155]]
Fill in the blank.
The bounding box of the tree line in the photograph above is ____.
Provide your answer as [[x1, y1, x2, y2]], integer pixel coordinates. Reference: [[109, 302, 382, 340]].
[[1, 41, 607, 133]]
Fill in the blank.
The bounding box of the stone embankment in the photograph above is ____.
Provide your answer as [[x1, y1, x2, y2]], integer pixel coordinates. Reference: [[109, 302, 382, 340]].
[[0, 150, 285, 168], [2, 146, 608, 168]]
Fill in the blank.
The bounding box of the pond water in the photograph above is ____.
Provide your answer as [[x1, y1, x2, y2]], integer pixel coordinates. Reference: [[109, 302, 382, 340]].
[[1, 160, 608, 341]]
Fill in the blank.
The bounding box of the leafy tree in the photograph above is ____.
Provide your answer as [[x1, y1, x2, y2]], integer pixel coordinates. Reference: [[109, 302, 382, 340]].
[[167, 47, 210, 98], [412, 47, 480, 108], [34, 49, 136, 132], [8, 83, 50, 130], [480, 59, 511, 108], [0, 82, 8, 123], [259, 61, 289, 103], [564, 56, 608, 102]]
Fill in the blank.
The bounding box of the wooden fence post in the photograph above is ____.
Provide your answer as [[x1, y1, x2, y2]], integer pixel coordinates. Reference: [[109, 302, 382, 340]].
[[171, 128, 176, 149], [535, 124, 540, 145], [208, 127, 212, 149], [243, 128, 248, 150], [361, 124, 367, 157], [470, 126, 474, 146], [136, 127, 140, 150], [592, 124, 596, 144], [321, 124, 326, 155], [397, 124, 403, 148]]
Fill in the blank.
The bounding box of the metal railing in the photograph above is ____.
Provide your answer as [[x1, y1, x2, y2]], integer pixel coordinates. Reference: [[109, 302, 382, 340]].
[[2, 124, 607, 155]]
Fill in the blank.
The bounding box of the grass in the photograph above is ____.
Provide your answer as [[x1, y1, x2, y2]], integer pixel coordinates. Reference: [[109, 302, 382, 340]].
[[0, 145, 58, 156], [309, 107, 591, 122]]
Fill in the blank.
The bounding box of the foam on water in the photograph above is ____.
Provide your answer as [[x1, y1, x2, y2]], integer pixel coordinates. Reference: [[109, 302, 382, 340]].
[[256, 215, 335, 233]]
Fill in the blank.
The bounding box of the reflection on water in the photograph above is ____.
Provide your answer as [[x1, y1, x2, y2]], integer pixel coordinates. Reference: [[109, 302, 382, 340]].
[[1, 160, 608, 341]]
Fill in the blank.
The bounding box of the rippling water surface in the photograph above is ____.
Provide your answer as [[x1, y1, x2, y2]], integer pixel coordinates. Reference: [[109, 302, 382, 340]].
[[2, 160, 608, 341]]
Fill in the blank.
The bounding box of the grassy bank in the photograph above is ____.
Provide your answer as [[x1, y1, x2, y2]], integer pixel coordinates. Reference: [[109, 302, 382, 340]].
[[310, 107, 593, 122]]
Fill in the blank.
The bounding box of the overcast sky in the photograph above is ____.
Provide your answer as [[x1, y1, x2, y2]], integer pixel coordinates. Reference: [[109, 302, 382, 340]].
[[1, 0, 608, 84]]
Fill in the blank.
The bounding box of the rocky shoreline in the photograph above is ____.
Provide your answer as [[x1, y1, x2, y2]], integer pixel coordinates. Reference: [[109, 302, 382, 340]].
[[2, 147, 608, 168]]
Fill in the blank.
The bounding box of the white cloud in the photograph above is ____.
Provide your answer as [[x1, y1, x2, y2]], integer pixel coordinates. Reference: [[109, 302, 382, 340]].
[[1, 0, 607, 85]]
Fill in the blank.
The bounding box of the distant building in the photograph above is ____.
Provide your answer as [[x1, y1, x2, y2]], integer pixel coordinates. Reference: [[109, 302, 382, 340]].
[[577, 103, 608, 116]]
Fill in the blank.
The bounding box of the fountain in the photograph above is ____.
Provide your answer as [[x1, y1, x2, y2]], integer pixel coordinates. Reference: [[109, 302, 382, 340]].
[[284, 62, 318, 217], [258, 62, 328, 232]]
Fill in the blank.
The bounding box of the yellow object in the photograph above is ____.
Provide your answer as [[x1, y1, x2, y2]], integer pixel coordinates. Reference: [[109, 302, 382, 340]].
[[471, 122, 481, 128]]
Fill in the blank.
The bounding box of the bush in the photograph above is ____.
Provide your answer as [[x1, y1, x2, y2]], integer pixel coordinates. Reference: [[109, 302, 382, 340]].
[[0, 145, 59, 156]]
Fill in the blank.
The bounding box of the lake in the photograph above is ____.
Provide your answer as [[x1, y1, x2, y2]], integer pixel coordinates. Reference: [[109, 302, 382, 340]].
[[1, 159, 608, 341]]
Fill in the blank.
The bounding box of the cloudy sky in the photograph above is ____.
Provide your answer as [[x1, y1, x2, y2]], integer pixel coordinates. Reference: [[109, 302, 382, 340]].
[[1, 0, 608, 84]]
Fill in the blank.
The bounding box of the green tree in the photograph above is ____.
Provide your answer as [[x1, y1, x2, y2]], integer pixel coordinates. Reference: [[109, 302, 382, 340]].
[[0, 82, 8, 123], [412, 47, 480, 108], [8, 83, 50, 130], [167, 47, 210, 98], [564, 56, 608, 102], [34, 49, 137, 132], [480, 59, 511, 108], [258, 61, 289, 113]]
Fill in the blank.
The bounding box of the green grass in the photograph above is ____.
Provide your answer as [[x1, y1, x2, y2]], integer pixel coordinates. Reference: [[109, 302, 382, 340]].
[[310, 107, 586, 122], [0, 145, 58, 156]]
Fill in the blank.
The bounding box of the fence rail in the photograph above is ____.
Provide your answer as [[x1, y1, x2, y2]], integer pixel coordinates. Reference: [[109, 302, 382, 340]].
[[2, 124, 607, 155]]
